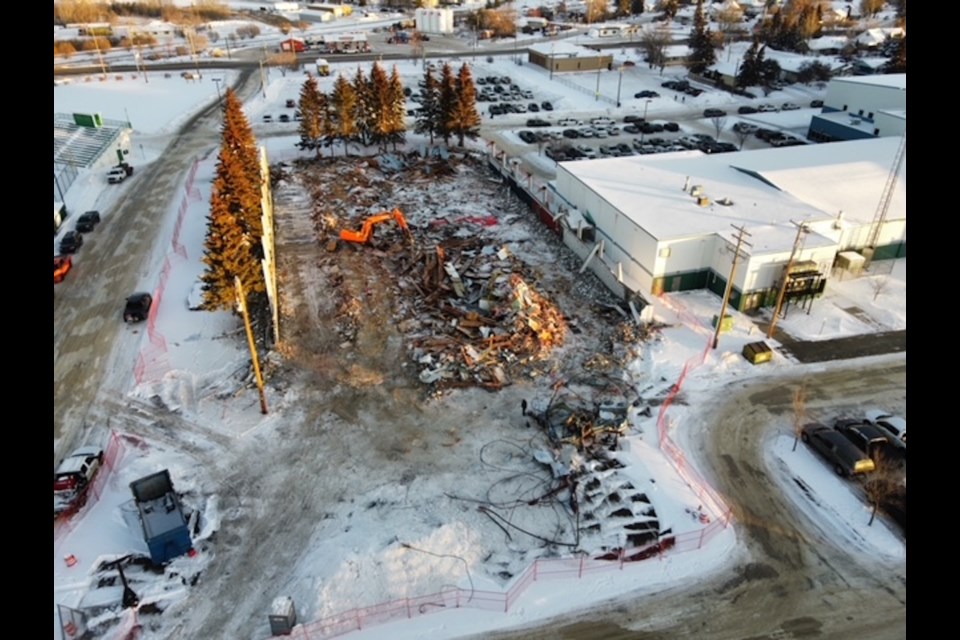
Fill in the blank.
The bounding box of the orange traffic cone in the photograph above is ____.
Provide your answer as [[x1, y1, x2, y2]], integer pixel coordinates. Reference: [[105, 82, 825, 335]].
[[64, 554, 78, 568]]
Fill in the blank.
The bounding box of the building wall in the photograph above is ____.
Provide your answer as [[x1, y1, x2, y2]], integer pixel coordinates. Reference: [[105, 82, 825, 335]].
[[528, 51, 612, 73], [823, 78, 905, 117]]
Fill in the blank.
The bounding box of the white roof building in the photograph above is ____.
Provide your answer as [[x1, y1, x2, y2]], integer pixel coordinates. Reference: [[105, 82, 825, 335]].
[[551, 138, 905, 307]]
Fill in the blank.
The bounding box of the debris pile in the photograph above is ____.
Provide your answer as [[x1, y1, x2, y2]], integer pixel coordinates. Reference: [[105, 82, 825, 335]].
[[406, 238, 568, 390]]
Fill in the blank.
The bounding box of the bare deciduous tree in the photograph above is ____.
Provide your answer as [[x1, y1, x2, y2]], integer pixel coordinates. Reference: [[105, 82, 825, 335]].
[[791, 383, 807, 451], [863, 452, 904, 526], [640, 24, 671, 74], [711, 115, 727, 140]]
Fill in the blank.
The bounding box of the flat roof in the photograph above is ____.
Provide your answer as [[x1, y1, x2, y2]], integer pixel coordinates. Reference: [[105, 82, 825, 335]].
[[528, 41, 603, 57], [831, 73, 906, 90], [559, 137, 905, 251]]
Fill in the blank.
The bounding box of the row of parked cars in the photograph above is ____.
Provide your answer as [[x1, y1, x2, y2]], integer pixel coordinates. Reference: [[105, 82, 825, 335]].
[[802, 414, 907, 478]]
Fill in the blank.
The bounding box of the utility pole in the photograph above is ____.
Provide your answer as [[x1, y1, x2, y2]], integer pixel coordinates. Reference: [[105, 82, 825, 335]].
[[767, 221, 809, 339], [712, 224, 752, 350], [236, 277, 269, 414]]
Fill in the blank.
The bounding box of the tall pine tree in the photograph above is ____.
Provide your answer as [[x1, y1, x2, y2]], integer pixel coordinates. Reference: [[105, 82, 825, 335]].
[[415, 67, 440, 145], [202, 90, 266, 310], [450, 63, 481, 148], [330, 74, 358, 156], [351, 66, 374, 147], [298, 74, 327, 155], [437, 63, 458, 146], [386, 65, 407, 151], [368, 62, 392, 152], [687, 0, 716, 75]]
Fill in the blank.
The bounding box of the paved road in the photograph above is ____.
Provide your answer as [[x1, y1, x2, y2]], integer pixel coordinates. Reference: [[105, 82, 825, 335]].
[[53, 68, 256, 460]]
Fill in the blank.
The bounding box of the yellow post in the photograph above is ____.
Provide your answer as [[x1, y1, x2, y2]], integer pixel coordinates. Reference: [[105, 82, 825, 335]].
[[235, 277, 268, 414]]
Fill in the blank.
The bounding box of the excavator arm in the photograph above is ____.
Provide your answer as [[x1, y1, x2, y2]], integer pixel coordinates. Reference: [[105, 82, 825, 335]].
[[340, 208, 413, 245]]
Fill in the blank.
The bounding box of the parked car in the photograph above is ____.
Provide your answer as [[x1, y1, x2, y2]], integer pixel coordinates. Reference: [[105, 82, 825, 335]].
[[810, 99, 824, 108], [527, 103, 540, 112], [526, 118, 551, 127], [514, 104, 528, 113], [757, 103, 778, 113], [557, 118, 582, 127], [59, 231, 83, 254], [517, 130, 537, 144], [278, 114, 290, 123], [577, 127, 595, 138], [834, 419, 906, 465], [684, 87, 704, 97], [541, 101, 554, 111], [285, 99, 296, 108], [801, 423, 876, 477], [663, 122, 680, 132], [703, 108, 727, 118], [623, 115, 644, 123], [623, 124, 641, 134], [732, 122, 758, 134], [54, 446, 104, 516], [107, 166, 127, 184], [54, 255, 72, 284], [75, 210, 101, 232], [591, 117, 616, 126], [737, 105, 758, 114], [562, 128, 579, 139], [262, 114, 273, 123], [124, 292, 153, 323], [864, 410, 906, 445], [781, 102, 801, 111], [634, 90, 659, 99]]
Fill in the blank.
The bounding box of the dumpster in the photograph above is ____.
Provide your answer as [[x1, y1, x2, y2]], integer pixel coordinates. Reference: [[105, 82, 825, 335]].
[[269, 597, 297, 636], [742, 341, 773, 365]]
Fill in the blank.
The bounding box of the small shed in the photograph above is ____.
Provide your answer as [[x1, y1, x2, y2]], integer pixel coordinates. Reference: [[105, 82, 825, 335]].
[[130, 470, 193, 565], [269, 596, 297, 635]]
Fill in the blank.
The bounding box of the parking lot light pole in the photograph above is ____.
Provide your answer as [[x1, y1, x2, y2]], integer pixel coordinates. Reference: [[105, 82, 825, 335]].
[[640, 100, 652, 143], [616, 66, 624, 107]]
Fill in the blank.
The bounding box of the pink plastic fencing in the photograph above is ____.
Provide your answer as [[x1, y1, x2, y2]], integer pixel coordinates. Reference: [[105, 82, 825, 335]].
[[263, 152, 736, 639], [133, 158, 200, 384]]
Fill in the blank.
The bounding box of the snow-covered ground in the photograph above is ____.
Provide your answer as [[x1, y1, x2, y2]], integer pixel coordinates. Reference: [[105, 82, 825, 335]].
[[54, 50, 905, 640]]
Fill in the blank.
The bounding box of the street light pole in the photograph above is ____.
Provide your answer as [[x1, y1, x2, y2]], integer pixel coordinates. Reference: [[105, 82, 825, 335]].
[[212, 77, 224, 117], [616, 66, 624, 107], [640, 99, 652, 143]]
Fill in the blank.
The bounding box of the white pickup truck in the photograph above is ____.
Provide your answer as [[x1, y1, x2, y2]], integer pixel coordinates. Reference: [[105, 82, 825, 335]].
[[107, 164, 133, 184], [107, 167, 127, 184]]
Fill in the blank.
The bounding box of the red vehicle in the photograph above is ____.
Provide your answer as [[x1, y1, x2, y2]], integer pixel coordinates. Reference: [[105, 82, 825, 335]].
[[54, 255, 72, 283], [54, 446, 104, 516]]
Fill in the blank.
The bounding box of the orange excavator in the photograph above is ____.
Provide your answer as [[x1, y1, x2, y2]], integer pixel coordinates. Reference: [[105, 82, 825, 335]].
[[339, 208, 414, 246]]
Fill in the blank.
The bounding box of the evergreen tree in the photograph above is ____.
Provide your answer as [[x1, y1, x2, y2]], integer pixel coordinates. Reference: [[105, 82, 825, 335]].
[[330, 74, 359, 156], [437, 62, 458, 145], [368, 62, 392, 152], [220, 90, 263, 243], [886, 34, 906, 73], [386, 65, 407, 151], [415, 67, 440, 145], [297, 74, 326, 155], [201, 90, 266, 310], [351, 66, 373, 147], [631, 0, 644, 15], [757, 46, 781, 85], [737, 39, 761, 87], [687, 0, 716, 75], [450, 63, 481, 148]]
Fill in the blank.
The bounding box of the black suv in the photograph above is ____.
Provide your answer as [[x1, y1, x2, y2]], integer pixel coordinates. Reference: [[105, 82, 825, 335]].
[[59, 231, 84, 254], [834, 419, 906, 465], [75, 210, 101, 233], [703, 108, 727, 118], [124, 292, 153, 323], [801, 423, 876, 477]]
